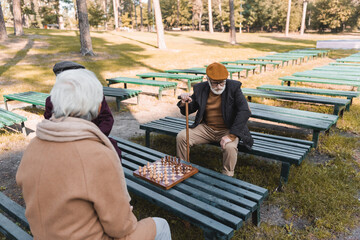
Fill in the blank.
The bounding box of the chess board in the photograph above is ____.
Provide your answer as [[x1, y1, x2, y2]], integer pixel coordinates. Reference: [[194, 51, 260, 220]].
[[133, 155, 198, 190]]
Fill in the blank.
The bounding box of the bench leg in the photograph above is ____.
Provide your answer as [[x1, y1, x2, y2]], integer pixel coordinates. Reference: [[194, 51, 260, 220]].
[[312, 131, 320, 148], [4, 99, 8, 110], [187, 81, 191, 92], [247, 96, 252, 102], [333, 105, 340, 116], [346, 98, 352, 111], [137, 95, 140, 105], [252, 207, 261, 226], [158, 88, 163, 100], [145, 131, 150, 147], [174, 88, 177, 97], [246, 70, 249, 78], [230, 72, 233, 80], [204, 230, 226, 240], [280, 162, 290, 184], [124, 83, 127, 89], [21, 122, 27, 136], [116, 97, 120, 111]]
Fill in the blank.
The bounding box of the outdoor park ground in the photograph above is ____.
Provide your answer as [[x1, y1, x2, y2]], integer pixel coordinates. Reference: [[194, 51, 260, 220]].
[[0, 28, 360, 239]]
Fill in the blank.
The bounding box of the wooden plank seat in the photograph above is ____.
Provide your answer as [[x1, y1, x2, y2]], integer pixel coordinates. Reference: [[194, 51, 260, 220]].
[[0, 192, 32, 240], [136, 72, 203, 92], [289, 49, 329, 58], [329, 62, 360, 67], [103, 87, 142, 111], [310, 69, 360, 76], [257, 85, 360, 111], [293, 71, 360, 80], [272, 53, 307, 63], [139, 117, 313, 184], [106, 77, 177, 100], [3, 91, 49, 110], [221, 60, 281, 73], [242, 88, 351, 116], [163, 67, 242, 80], [279, 76, 360, 91], [248, 102, 338, 147], [111, 136, 269, 239], [336, 58, 360, 63], [0, 108, 27, 135], [248, 57, 293, 67], [313, 66, 360, 73]]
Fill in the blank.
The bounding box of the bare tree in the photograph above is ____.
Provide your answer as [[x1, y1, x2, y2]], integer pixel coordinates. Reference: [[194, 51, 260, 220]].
[[76, 0, 94, 56], [208, 0, 213, 33], [192, 0, 203, 31], [300, 0, 308, 35], [285, 0, 291, 36], [0, 2, 8, 40], [229, 0, 236, 44], [134, 1, 137, 29], [152, 0, 166, 49], [113, 0, 119, 30], [140, 2, 143, 31], [13, 0, 24, 36], [32, 0, 43, 28]]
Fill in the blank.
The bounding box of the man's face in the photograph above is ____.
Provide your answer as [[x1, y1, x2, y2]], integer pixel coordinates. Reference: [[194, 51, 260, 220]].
[[209, 79, 226, 94]]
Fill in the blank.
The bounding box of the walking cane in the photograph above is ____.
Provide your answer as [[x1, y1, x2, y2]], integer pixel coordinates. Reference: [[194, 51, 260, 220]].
[[178, 96, 190, 162]]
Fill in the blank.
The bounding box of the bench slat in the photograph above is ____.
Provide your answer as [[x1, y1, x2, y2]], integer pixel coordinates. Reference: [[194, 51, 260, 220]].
[[0, 214, 32, 240]]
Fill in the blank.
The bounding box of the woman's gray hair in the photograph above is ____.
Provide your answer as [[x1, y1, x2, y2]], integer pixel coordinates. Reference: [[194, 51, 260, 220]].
[[50, 69, 103, 121]]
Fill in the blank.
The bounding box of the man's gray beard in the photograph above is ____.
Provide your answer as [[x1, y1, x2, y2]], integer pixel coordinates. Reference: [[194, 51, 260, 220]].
[[208, 80, 226, 95]]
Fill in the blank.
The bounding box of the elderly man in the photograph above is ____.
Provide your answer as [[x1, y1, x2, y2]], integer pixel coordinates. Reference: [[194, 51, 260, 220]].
[[44, 61, 122, 160], [176, 62, 253, 177], [17, 68, 171, 240]]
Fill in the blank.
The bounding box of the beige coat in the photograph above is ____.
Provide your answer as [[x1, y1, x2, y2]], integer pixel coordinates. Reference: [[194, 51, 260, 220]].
[[16, 117, 156, 240]]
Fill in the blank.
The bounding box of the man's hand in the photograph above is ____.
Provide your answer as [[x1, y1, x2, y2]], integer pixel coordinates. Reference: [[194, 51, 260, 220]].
[[179, 93, 192, 107], [220, 135, 232, 149]]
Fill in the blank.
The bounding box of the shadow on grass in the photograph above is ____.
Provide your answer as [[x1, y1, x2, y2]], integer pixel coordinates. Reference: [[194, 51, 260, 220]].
[[0, 39, 34, 77], [260, 35, 317, 46], [115, 33, 158, 48]]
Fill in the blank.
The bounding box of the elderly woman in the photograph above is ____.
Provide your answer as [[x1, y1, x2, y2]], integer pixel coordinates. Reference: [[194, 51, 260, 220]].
[[16, 69, 171, 240]]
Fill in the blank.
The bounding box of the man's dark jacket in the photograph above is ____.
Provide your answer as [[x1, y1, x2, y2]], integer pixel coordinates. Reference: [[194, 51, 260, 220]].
[[178, 80, 253, 150]]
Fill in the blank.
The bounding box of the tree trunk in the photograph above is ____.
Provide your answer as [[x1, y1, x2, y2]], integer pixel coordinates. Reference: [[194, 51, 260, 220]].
[[13, 0, 24, 36], [198, 13, 202, 31], [153, 0, 166, 49], [208, 0, 213, 33], [300, 0, 307, 35], [176, 0, 180, 28], [76, 0, 94, 56], [147, 0, 151, 31], [218, 0, 224, 32], [118, 0, 122, 27], [32, 0, 42, 28], [285, 0, 291, 36], [134, 3, 137, 29], [113, 0, 119, 30], [140, 3, 143, 31], [308, 9, 311, 26], [103, 0, 108, 30], [0, 3, 7, 40], [229, 0, 236, 44]]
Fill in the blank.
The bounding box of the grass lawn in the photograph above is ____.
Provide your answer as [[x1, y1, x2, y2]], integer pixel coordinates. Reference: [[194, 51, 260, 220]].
[[0, 28, 359, 239]]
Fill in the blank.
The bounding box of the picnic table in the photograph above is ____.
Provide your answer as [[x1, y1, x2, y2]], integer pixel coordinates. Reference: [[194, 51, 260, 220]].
[[0, 108, 27, 135], [221, 60, 280, 72], [242, 88, 350, 116], [248, 102, 338, 147], [106, 77, 178, 100], [136, 72, 203, 92], [257, 85, 360, 110]]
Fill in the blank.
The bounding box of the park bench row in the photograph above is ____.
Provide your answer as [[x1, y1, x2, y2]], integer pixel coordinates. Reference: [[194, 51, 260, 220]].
[[0, 137, 269, 240]]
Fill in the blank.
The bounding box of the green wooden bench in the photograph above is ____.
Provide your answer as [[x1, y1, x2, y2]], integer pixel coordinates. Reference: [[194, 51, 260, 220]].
[[164, 67, 243, 80], [248, 102, 338, 147], [112, 137, 269, 239], [275, 52, 318, 61], [289, 49, 329, 58], [139, 117, 313, 184], [103, 87, 142, 111], [248, 57, 292, 67], [0, 108, 27, 135], [336, 58, 360, 63], [106, 77, 177, 100], [292, 71, 360, 81], [136, 72, 203, 92], [221, 60, 280, 73], [204, 65, 257, 78], [272, 53, 307, 63], [242, 88, 351, 116], [0, 192, 32, 239], [0, 136, 269, 240], [257, 85, 360, 111], [313, 66, 360, 73], [279, 76, 360, 91], [329, 62, 360, 67], [3, 91, 49, 110]]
